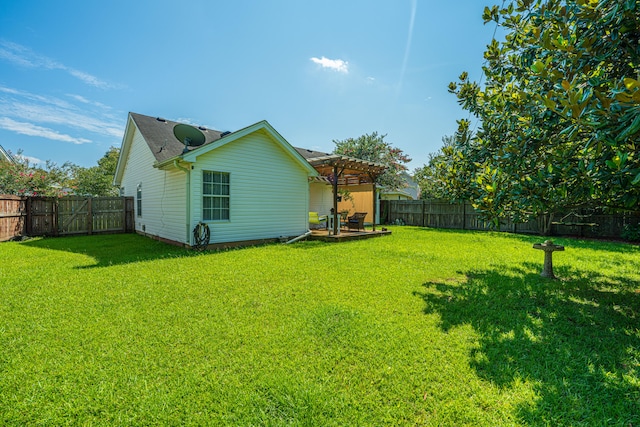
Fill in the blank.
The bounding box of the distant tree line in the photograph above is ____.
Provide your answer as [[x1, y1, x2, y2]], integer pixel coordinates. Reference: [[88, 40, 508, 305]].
[[0, 147, 120, 197], [333, 131, 412, 190], [1, 131, 415, 200]]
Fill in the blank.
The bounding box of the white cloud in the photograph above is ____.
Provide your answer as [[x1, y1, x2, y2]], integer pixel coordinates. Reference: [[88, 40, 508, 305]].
[[0, 117, 91, 144], [0, 40, 112, 89], [0, 41, 37, 67], [68, 69, 110, 88], [14, 153, 44, 165], [67, 94, 90, 104], [1, 86, 73, 109], [67, 94, 112, 110], [310, 56, 349, 73], [175, 117, 199, 126], [0, 85, 124, 144], [0, 98, 122, 138]]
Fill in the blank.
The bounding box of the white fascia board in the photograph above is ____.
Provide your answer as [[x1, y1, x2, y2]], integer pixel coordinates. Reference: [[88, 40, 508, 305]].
[[113, 113, 136, 186], [182, 120, 319, 176]]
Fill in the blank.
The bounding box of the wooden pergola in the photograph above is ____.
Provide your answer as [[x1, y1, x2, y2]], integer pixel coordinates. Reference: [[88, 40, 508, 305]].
[[305, 154, 387, 234]]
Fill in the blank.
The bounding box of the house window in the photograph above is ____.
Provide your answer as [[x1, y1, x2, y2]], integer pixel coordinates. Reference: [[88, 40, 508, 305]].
[[203, 171, 230, 221], [136, 183, 142, 217]]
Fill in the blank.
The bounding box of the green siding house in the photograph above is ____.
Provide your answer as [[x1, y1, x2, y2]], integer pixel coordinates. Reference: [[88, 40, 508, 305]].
[[113, 112, 318, 248]]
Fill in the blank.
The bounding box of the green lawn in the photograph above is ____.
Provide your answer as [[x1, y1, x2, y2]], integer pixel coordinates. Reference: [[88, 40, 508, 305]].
[[1, 227, 638, 426]]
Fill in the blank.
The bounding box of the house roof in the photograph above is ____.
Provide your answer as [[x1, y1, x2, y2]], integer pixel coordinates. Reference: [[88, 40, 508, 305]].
[[295, 147, 332, 159], [129, 112, 225, 164], [379, 172, 419, 199], [381, 188, 414, 198], [114, 112, 318, 185], [0, 145, 15, 163]]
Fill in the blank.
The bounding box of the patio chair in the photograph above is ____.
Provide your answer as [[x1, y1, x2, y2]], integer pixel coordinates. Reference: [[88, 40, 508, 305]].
[[347, 212, 367, 231], [309, 212, 328, 229], [339, 210, 349, 229]]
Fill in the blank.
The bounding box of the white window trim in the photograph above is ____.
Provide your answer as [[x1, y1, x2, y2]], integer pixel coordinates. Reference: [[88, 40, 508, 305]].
[[202, 171, 230, 222], [136, 183, 142, 217]]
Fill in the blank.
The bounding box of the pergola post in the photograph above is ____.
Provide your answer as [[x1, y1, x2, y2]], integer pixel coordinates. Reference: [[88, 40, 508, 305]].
[[301, 152, 386, 235], [371, 176, 377, 232], [332, 165, 339, 235]]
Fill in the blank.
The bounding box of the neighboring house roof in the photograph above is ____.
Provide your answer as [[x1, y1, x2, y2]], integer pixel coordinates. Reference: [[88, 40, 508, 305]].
[[381, 188, 414, 199], [295, 147, 332, 159], [0, 145, 15, 163], [114, 112, 317, 186], [381, 172, 419, 199]]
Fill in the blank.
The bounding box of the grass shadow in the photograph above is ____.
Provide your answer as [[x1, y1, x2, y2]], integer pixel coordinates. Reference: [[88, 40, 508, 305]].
[[18, 233, 342, 267], [19, 234, 201, 268], [410, 226, 640, 254], [415, 265, 640, 425]]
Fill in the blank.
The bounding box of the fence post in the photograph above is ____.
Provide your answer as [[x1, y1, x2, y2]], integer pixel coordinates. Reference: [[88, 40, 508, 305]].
[[52, 198, 58, 236], [121, 197, 126, 233], [462, 202, 466, 230], [391, 200, 396, 224], [87, 197, 93, 235], [26, 197, 32, 236]]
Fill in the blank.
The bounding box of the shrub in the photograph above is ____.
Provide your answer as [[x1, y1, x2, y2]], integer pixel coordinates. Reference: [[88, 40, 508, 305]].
[[621, 223, 640, 241]]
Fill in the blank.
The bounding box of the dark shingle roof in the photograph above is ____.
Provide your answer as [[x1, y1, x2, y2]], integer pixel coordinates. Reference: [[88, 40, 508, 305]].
[[294, 147, 332, 159], [130, 112, 224, 163]]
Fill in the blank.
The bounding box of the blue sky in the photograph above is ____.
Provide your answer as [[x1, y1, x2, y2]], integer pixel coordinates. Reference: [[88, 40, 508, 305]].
[[0, 1, 499, 170]]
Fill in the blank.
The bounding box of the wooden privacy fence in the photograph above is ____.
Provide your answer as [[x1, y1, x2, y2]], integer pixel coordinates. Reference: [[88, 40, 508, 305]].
[[380, 199, 640, 239], [0, 195, 25, 241], [0, 195, 134, 241]]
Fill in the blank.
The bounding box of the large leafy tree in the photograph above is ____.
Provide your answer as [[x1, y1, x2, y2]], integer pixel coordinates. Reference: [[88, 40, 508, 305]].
[[333, 132, 412, 190], [444, 0, 640, 229], [414, 135, 462, 199], [72, 146, 120, 196], [0, 152, 74, 197]]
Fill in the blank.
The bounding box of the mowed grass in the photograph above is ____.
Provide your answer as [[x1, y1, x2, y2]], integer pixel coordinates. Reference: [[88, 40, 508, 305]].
[[0, 227, 638, 426]]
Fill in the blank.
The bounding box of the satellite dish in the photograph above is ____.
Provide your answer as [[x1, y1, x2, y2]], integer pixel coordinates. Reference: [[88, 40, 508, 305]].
[[173, 124, 206, 148]]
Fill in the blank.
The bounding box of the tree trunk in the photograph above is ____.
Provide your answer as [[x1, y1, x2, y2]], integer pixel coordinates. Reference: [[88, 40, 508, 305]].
[[541, 212, 555, 236]]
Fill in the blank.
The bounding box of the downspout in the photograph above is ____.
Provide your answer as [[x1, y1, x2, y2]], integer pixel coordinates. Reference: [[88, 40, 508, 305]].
[[370, 172, 377, 231], [285, 230, 312, 244], [174, 160, 191, 246], [372, 182, 377, 231]]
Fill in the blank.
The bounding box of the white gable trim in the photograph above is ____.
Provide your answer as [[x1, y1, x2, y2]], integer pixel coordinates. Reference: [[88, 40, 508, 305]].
[[157, 120, 318, 176], [114, 115, 319, 186], [113, 113, 136, 186], [0, 145, 15, 163]]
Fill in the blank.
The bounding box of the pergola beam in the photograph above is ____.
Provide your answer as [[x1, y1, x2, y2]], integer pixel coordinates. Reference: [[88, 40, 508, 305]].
[[306, 154, 386, 233]]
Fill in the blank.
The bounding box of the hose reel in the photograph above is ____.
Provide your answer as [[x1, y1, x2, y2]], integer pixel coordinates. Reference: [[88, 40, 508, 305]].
[[192, 222, 210, 251]]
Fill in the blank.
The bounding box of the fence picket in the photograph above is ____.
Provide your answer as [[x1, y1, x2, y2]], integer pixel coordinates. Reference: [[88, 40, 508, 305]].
[[380, 199, 640, 240], [0, 196, 134, 240]]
